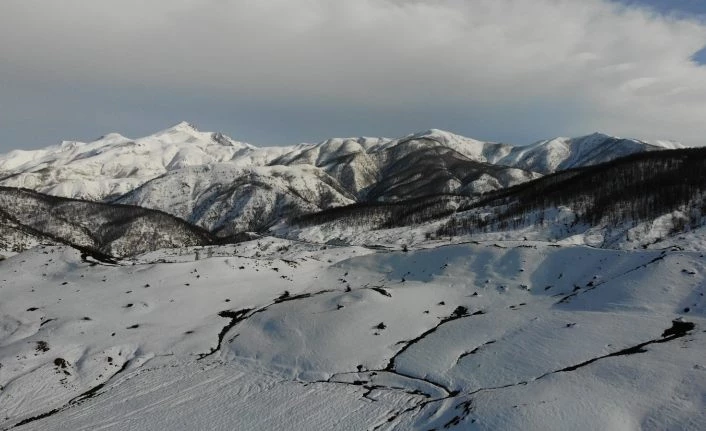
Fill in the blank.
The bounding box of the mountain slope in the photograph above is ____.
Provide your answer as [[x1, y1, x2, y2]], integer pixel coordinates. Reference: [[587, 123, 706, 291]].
[[288, 147, 706, 249], [440, 147, 706, 244], [0, 187, 214, 257], [364, 145, 538, 201], [108, 128, 539, 233], [115, 164, 356, 235], [0, 209, 54, 257]]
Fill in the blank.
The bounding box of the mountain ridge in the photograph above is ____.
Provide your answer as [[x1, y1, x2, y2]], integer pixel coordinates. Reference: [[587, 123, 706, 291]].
[[0, 122, 688, 246]]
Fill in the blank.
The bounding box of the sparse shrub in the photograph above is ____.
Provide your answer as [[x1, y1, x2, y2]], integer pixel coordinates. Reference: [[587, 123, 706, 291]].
[[53, 358, 69, 368], [452, 306, 468, 317]]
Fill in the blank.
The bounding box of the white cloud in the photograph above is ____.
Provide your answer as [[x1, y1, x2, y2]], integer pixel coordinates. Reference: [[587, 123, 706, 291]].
[[2, 0, 706, 145]]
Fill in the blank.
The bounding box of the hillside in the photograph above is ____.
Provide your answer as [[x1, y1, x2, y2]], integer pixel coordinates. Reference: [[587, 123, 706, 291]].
[[0, 187, 214, 258]]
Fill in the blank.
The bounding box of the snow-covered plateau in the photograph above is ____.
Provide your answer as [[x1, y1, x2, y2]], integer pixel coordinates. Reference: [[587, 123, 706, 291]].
[[1, 237, 704, 430]]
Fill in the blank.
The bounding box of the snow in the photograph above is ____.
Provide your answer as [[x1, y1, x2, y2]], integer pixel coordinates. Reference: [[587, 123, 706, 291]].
[[116, 163, 356, 235], [1, 239, 704, 430], [651, 139, 686, 150]]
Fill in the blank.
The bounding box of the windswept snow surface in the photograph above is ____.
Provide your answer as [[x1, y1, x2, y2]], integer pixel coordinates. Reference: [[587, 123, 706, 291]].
[[1, 238, 704, 430]]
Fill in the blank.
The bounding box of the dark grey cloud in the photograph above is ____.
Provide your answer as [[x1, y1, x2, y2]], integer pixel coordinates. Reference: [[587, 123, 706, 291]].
[[2, 0, 706, 152]]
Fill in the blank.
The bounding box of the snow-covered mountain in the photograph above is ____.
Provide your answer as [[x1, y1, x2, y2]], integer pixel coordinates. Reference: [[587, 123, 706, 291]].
[[0, 125, 676, 202], [113, 134, 538, 233], [285, 146, 706, 250], [115, 163, 357, 236], [0, 123, 673, 235], [0, 122, 258, 200], [0, 125, 528, 205]]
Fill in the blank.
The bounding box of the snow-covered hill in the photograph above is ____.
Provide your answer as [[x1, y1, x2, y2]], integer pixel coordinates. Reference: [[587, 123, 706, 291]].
[[1, 239, 703, 430]]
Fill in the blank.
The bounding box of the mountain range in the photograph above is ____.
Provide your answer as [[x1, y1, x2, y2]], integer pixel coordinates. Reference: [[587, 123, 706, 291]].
[[0, 122, 686, 251]]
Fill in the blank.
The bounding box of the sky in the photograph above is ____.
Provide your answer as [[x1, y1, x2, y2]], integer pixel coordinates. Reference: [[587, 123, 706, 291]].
[[2, 0, 706, 152]]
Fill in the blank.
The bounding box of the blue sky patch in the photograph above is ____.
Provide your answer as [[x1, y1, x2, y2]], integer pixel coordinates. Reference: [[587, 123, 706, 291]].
[[617, 0, 706, 16], [615, 1, 706, 64]]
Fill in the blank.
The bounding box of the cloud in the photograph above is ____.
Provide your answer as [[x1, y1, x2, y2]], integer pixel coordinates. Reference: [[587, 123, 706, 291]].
[[2, 0, 706, 146]]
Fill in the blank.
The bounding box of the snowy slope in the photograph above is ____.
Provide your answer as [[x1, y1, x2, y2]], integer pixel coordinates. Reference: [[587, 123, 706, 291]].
[[0, 210, 52, 257], [1, 239, 704, 430], [284, 146, 706, 251], [0, 125, 518, 203], [100, 128, 538, 233], [116, 163, 356, 235], [369, 129, 512, 163], [0, 124, 702, 430], [271, 129, 523, 199]]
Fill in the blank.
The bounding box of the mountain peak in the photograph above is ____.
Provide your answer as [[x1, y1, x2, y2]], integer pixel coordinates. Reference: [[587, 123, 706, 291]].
[[565, 132, 622, 144], [583, 132, 613, 140], [411, 128, 460, 140], [160, 121, 199, 134], [91, 132, 131, 145]]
